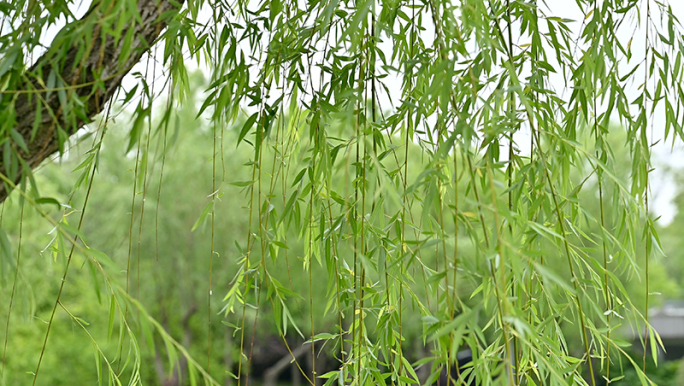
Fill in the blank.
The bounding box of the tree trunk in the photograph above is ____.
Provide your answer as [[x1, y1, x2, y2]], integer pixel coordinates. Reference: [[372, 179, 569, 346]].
[[0, 0, 182, 203], [291, 359, 301, 386], [262, 342, 311, 386], [224, 328, 233, 386]]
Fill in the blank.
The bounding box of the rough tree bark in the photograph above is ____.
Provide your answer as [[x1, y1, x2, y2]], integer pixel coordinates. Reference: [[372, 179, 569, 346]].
[[0, 0, 182, 203]]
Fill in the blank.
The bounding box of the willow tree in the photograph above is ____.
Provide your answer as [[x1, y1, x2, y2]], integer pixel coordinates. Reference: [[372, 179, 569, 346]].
[[0, 0, 682, 384]]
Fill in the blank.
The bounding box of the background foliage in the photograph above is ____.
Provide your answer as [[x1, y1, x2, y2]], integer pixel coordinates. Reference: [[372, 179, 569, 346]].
[[3, 0, 684, 385]]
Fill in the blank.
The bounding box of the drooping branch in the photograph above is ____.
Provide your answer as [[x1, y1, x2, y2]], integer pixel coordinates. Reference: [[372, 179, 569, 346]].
[[0, 0, 183, 203]]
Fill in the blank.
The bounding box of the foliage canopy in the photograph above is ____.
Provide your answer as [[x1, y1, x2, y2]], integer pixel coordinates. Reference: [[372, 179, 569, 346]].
[[2, 0, 684, 385]]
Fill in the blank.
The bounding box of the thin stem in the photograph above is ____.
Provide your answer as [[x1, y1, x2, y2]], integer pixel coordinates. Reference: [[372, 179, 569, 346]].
[[33, 119, 110, 386], [1, 195, 24, 376], [504, 0, 519, 381], [531, 124, 596, 386], [642, 0, 652, 372]]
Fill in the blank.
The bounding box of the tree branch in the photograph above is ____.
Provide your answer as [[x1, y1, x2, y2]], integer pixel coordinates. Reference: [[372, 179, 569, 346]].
[[0, 0, 183, 203], [262, 342, 311, 386]]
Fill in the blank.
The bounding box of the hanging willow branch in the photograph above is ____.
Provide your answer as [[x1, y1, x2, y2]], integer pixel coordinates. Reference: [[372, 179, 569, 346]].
[[3, 0, 684, 385]]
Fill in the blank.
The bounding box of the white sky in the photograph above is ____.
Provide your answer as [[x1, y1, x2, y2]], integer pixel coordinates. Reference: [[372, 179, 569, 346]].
[[545, 1, 684, 225]]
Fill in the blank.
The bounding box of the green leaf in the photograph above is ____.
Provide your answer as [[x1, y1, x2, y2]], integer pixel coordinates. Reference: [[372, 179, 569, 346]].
[[35, 197, 61, 210], [0, 229, 13, 280], [229, 180, 254, 187], [107, 294, 116, 341], [237, 112, 259, 146], [126, 107, 150, 153], [191, 201, 213, 232], [9, 129, 28, 153]]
